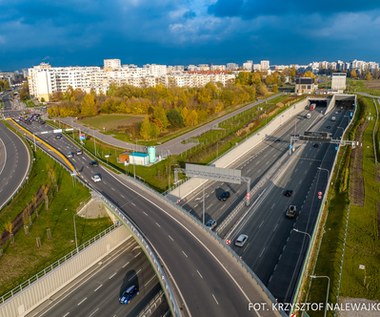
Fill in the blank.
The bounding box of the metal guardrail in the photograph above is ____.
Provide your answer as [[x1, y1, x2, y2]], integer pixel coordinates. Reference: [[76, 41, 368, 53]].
[[95, 189, 181, 317], [0, 223, 119, 304], [137, 290, 165, 317]]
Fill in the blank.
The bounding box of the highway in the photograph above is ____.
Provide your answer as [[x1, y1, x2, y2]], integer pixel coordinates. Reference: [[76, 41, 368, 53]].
[[27, 237, 167, 317], [179, 98, 353, 303], [0, 93, 30, 210], [13, 117, 281, 316]]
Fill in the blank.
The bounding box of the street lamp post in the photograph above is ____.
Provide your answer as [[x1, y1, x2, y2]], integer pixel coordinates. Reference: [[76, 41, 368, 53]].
[[73, 213, 78, 252], [310, 275, 330, 317], [317, 167, 330, 182], [293, 228, 312, 241]]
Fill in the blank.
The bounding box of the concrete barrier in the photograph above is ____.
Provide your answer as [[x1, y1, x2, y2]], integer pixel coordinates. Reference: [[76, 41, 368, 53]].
[[0, 226, 131, 317], [168, 98, 309, 200]]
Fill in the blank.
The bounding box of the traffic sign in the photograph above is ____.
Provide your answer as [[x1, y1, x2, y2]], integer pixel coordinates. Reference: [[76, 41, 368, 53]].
[[318, 191, 322, 196], [226, 239, 231, 245], [246, 192, 250, 200], [318, 195, 322, 200]]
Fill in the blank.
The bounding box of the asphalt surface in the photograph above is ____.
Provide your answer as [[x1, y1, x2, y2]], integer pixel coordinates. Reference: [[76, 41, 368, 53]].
[[13, 119, 282, 317], [179, 99, 354, 303], [0, 94, 30, 210], [27, 238, 166, 317]]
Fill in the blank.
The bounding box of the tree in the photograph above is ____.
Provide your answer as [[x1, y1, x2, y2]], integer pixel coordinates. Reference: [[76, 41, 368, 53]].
[[303, 71, 316, 79], [365, 72, 372, 81], [350, 69, 357, 79], [140, 116, 151, 140], [81, 93, 97, 116], [166, 109, 184, 128]]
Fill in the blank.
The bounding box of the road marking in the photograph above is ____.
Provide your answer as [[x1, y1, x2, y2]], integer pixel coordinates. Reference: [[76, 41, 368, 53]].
[[156, 222, 161, 228], [109, 272, 117, 279], [120, 194, 125, 198], [144, 275, 156, 287], [134, 251, 141, 258], [212, 294, 219, 305], [131, 202, 136, 206], [273, 223, 279, 232], [168, 235, 174, 242], [122, 261, 130, 268], [194, 203, 199, 208], [63, 313, 70, 317], [259, 247, 266, 258], [271, 202, 276, 209], [259, 221, 264, 228], [197, 270, 203, 279], [88, 308, 99, 317], [143, 211, 148, 216], [182, 250, 188, 258], [77, 297, 87, 306], [94, 284, 103, 292], [111, 187, 115, 191]]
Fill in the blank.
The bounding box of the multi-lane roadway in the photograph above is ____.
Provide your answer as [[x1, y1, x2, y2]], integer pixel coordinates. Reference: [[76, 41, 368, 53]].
[[15, 116, 281, 316]]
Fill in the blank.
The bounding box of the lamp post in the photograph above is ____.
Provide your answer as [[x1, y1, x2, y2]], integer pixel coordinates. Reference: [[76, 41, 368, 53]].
[[317, 167, 330, 181], [73, 213, 78, 252], [310, 275, 330, 317], [293, 228, 312, 241]]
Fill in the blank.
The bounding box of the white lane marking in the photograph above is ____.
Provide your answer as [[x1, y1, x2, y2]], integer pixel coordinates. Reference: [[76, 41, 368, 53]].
[[271, 202, 276, 209], [144, 275, 156, 287], [259, 247, 266, 258], [88, 308, 99, 317], [109, 272, 117, 279], [143, 211, 148, 216], [122, 261, 130, 268], [273, 223, 279, 232], [134, 251, 141, 258], [259, 221, 264, 228], [120, 194, 125, 198], [197, 270, 203, 279], [131, 202, 136, 207], [111, 187, 115, 191], [168, 235, 174, 242], [94, 284, 103, 292], [212, 294, 219, 305], [77, 297, 87, 306], [156, 222, 161, 228], [182, 250, 188, 258], [63, 313, 70, 317]]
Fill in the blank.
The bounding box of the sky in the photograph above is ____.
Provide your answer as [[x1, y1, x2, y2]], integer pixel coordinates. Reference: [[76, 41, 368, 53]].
[[1, 0, 380, 70]]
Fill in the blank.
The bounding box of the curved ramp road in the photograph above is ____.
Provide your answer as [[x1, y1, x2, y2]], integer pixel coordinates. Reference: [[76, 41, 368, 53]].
[[18, 120, 283, 317], [0, 122, 30, 210]]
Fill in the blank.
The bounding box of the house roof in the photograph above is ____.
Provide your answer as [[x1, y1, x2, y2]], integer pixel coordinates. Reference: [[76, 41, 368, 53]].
[[296, 77, 314, 84], [130, 152, 149, 157]]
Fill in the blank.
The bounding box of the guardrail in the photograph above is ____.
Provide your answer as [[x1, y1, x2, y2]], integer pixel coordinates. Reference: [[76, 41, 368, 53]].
[[95, 189, 182, 317], [291, 95, 357, 312], [117, 174, 287, 317], [0, 223, 119, 304], [137, 290, 166, 317]]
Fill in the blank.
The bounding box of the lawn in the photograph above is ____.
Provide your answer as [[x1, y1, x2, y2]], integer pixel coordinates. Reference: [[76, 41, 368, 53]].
[[0, 146, 112, 295]]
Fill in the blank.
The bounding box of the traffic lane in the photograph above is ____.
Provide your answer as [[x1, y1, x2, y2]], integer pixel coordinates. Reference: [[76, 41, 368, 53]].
[[0, 122, 30, 209], [33, 240, 159, 317], [109, 177, 279, 317]]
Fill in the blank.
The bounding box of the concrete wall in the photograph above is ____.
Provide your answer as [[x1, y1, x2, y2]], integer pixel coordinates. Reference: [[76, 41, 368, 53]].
[[168, 98, 309, 200], [0, 226, 131, 317]]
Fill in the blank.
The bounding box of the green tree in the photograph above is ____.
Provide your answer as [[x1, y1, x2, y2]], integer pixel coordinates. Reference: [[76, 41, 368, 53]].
[[166, 109, 184, 128]]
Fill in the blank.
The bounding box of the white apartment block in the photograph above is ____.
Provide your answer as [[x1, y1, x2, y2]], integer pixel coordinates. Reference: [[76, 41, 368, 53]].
[[331, 73, 347, 93], [104, 59, 121, 70], [242, 60, 253, 71], [260, 60, 270, 71]]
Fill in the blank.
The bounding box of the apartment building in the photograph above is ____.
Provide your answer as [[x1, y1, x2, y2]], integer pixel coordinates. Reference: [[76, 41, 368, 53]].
[[331, 73, 347, 93]]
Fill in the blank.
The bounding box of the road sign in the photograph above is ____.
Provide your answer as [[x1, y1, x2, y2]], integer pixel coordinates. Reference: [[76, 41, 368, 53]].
[[246, 192, 250, 200], [226, 239, 231, 245], [318, 195, 322, 200], [318, 191, 322, 196]]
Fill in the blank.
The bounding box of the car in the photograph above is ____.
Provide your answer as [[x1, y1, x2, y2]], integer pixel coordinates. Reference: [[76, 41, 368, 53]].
[[67, 152, 74, 158], [235, 234, 248, 247], [283, 190, 293, 197], [91, 174, 101, 182], [119, 285, 139, 304], [313, 143, 319, 148], [205, 219, 217, 230], [326, 126, 331, 129], [286, 205, 297, 219], [218, 191, 230, 201], [55, 134, 63, 139], [89, 160, 99, 167], [76, 149, 83, 155]]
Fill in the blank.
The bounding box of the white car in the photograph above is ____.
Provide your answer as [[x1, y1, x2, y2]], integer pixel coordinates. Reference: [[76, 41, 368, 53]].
[[235, 234, 248, 247], [91, 174, 101, 182]]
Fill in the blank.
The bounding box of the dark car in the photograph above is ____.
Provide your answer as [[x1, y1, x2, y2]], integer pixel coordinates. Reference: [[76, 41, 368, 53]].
[[218, 191, 230, 201], [286, 205, 297, 219], [206, 219, 217, 230], [313, 143, 319, 148], [55, 134, 63, 139], [89, 160, 99, 167], [283, 190, 293, 197], [119, 285, 139, 304]]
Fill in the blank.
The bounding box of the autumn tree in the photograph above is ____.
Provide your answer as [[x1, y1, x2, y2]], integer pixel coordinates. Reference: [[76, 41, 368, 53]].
[[350, 69, 357, 79], [81, 93, 97, 117], [140, 116, 151, 140]]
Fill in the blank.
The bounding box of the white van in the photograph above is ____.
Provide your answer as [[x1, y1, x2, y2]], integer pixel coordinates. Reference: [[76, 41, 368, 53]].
[[331, 116, 336, 122], [306, 113, 311, 119]]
